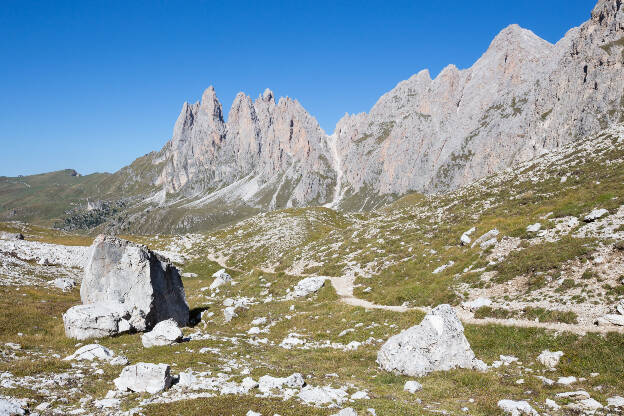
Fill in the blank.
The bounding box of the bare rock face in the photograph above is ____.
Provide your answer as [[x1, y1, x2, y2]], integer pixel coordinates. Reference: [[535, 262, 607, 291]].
[[331, 0, 624, 204], [377, 304, 485, 377], [63, 235, 189, 339], [155, 87, 336, 210]]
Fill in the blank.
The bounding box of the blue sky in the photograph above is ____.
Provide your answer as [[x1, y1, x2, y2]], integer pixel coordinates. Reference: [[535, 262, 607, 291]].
[[0, 0, 594, 176]]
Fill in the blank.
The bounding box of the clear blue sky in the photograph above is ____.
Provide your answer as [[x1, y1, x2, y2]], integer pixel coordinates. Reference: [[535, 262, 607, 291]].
[[0, 0, 594, 176]]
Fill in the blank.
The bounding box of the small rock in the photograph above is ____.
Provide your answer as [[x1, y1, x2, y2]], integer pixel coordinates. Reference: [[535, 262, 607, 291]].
[[607, 396, 624, 408], [331, 409, 358, 416], [537, 350, 563, 368], [210, 269, 232, 290], [461, 297, 492, 311], [114, 362, 173, 394], [526, 223, 541, 233], [0, 398, 26, 415], [497, 399, 538, 415], [52, 277, 76, 292], [141, 319, 183, 348], [460, 227, 476, 245], [64, 344, 115, 361], [545, 398, 560, 410], [556, 390, 590, 400], [404, 380, 423, 393], [557, 376, 577, 385], [584, 208, 608, 222], [289, 276, 327, 298], [351, 390, 369, 400]]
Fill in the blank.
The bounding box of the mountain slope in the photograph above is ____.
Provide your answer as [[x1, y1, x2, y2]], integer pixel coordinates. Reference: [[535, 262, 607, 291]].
[[3, 0, 624, 233]]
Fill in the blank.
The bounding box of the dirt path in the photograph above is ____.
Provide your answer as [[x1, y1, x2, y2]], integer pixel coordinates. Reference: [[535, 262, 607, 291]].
[[206, 250, 624, 336]]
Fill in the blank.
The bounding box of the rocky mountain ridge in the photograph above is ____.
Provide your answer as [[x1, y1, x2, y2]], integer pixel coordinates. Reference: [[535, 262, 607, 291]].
[[2, 0, 623, 233]]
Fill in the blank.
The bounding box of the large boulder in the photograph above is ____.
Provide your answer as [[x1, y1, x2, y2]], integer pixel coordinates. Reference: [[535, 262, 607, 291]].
[[114, 362, 173, 394], [64, 235, 189, 339], [377, 304, 485, 377]]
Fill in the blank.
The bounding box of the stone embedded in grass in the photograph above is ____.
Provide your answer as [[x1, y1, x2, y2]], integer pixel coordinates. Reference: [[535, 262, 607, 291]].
[[297, 385, 348, 406], [258, 373, 305, 393], [595, 314, 624, 326], [461, 297, 492, 311], [471, 229, 499, 249], [607, 396, 624, 408], [567, 398, 603, 413], [404, 380, 423, 393], [537, 350, 564, 368], [114, 362, 173, 394], [331, 408, 358, 416], [556, 390, 590, 400], [52, 277, 75, 292], [526, 223, 541, 233], [141, 319, 183, 348], [557, 376, 577, 385], [377, 304, 486, 377], [288, 276, 327, 298], [460, 227, 476, 245], [497, 399, 539, 415], [210, 269, 232, 290], [64, 343, 115, 361], [584, 208, 608, 222]]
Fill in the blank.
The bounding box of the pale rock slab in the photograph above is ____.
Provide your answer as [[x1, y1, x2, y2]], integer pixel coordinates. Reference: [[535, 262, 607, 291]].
[[210, 269, 232, 290], [64, 344, 115, 361], [289, 276, 327, 298], [537, 350, 564, 368], [114, 362, 173, 394]]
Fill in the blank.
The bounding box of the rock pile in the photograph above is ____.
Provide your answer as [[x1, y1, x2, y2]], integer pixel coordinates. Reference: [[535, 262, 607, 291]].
[[63, 235, 189, 340], [377, 304, 486, 377]]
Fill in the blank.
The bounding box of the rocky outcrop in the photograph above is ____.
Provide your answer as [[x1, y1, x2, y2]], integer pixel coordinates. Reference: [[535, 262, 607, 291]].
[[156, 87, 336, 210], [63, 235, 189, 339], [377, 304, 486, 377]]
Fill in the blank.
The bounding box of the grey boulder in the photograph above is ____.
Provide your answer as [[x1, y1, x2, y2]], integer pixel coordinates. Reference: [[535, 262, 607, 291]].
[[377, 304, 485, 377], [64, 235, 189, 339], [114, 362, 173, 394]]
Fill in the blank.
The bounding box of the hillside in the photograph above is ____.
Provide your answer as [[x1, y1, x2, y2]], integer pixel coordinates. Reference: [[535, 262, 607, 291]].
[[1, 124, 624, 415]]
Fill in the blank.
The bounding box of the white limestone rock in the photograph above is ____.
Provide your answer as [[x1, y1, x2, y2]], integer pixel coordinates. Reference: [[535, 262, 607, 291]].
[[79, 235, 189, 332], [537, 350, 564, 368], [461, 297, 492, 311], [114, 362, 173, 394], [289, 276, 327, 298], [64, 344, 115, 361], [63, 302, 133, 340], [584, 208, 609, 222], [0, 398, 26, 415], [141, 319, 183, 348], [471, 229, 499, 249], [298, 385, 348, 406], [331, 408, 358, 416], [404, 380, 423, 393], [497, 399, 539, 415], [460, 227, 476, 245], [607, 396, 624, 408], [52, 277, 76, 292], [377, 304, 485, 377], [210, 269, 232, 290], [258, 373, 305, 393], [526, 223, 541, 233]]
